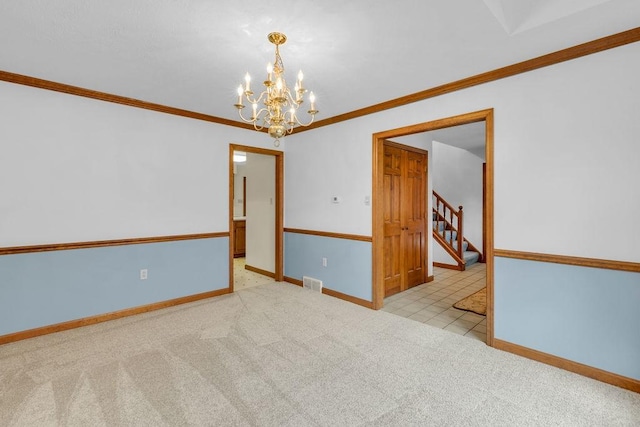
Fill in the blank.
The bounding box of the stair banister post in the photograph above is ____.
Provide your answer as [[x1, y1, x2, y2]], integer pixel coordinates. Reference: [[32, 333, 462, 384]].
[[457, 206, 464, 258]]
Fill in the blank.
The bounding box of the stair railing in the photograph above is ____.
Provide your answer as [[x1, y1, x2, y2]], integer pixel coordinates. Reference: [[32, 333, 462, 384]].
[[432, 191, 464, 259]]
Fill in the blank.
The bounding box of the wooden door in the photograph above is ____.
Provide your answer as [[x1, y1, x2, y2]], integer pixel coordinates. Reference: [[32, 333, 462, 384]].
[[382, 142, 427, 297], [383, 145, 403, 296], [405, 150, 427, 288]]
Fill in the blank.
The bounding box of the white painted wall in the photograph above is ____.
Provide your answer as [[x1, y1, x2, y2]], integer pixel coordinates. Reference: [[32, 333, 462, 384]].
[[2, 38, 638, 268], [284, 122, 373, 237], [0, 81, 279, 246], [285, 41, 640, 263], [433, 242, 457, 266], [245, 153, 275, 273], [432, 140, 483, 253]]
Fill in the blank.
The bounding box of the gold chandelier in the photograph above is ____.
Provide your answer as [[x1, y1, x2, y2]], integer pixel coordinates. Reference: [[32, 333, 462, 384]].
[[234, 32, 318, 146]]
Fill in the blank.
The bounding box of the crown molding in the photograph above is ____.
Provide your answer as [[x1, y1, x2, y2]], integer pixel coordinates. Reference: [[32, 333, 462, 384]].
[[297, 26, 640, 132], [2, 27, 638, 132], [0, 70, 254, 130]]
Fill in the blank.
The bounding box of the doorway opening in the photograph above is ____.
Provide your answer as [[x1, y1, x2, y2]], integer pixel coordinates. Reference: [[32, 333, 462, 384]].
[[372, 109, 494, 346], [228, 144, 284, 291]]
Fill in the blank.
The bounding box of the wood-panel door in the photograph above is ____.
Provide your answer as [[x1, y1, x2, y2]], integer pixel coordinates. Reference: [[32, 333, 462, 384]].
[[404, 150, 427, 288], [383, 145, 403, 296], [382, 142, 427, 298]]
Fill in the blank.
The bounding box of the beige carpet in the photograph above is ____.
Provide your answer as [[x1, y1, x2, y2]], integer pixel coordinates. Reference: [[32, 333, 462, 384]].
[[453, 287, 487, 315], [1, 282, 638, 426]]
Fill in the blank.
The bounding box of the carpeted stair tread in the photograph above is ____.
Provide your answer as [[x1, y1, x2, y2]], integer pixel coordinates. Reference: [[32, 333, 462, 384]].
[[463, 250, 479, 266], [452, 240, 468, 252]]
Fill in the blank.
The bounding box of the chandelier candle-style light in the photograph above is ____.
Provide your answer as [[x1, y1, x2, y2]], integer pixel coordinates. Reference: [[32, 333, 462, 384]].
[[234, 32, 318, 146]]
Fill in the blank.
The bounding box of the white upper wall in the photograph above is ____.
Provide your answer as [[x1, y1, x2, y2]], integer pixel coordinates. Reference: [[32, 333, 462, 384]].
[[284, 119, 374, 236], [2, 41, 639, 263], [0, 81, 277, 246], [285, 41, 640, 262]]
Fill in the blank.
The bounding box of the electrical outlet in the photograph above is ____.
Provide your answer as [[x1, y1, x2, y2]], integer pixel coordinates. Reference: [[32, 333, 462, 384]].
[[322, 257, 327, 267], [140, 269, 148, 280]]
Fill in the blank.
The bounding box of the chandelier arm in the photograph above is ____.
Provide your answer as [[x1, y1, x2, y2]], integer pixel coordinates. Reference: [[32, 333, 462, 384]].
[[255, 107, 271, 124], [291, 112, 317, 127], [283, 90, 298, 108], [244, 91, 267, 106], [250, 111, 271, 131], [236, 107, 257, 124], [238, 104, 269, 126], [237, 99, 273, 123]]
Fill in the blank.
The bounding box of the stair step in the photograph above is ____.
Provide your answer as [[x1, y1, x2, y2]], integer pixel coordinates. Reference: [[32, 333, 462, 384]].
[[447, 239, 467, 252], [463, 251, 479, 266], [433, 222, 475, 262]]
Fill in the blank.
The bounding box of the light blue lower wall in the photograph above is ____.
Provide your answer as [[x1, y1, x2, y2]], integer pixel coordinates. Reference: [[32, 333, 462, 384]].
[[0, 237, 229, 336], [284, 232, 372, 302], [495, 256, 640, 380]]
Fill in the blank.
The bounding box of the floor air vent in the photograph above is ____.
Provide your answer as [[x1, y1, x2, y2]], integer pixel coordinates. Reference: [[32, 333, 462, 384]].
[[302, 276, 323, 292]]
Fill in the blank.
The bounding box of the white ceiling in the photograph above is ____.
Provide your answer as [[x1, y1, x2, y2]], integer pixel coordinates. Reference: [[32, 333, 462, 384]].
[[1, 1, 639, 124]]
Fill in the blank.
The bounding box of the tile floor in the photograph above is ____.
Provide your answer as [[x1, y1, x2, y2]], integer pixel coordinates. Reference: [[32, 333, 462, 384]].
[[381, 263, 487, 343], [233, 257, 275, 290]]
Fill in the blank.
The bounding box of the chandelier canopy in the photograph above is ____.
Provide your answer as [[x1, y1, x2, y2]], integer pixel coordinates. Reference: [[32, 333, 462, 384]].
[[234, 32, 318, 146]]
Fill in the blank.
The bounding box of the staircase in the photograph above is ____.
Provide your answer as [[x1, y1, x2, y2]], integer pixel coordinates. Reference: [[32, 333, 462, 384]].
[[432, 191, 482, 271]]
